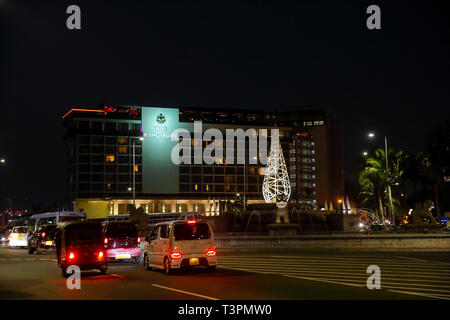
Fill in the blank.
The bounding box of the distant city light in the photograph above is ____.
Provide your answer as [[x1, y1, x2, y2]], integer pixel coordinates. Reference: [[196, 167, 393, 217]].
[[362, 151, 368, 156], [368, 132, 375, 138], [0, 158, 5, 163]]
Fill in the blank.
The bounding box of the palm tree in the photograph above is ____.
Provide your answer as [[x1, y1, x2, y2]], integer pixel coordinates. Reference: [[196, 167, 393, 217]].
[[359, 148, 406, 222]]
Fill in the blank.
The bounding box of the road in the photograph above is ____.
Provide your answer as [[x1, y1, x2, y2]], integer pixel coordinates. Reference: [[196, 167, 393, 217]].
[[0, 245, 449, 300]]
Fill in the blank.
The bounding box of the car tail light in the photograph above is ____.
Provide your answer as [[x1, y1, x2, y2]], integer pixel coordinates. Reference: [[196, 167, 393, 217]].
[[170, 251, 182, 259], [137, 237, 141, 244], [187, 220, 196, 224], [68, 252, 76, 260], [98, 251, 104, 259], [206, 249, 216, 257], [41, 232, 46, 238], [104, 237, 108, 244]]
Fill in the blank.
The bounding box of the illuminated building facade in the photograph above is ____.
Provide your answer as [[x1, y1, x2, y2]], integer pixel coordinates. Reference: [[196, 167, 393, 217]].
[[62, 105, 343, 219]]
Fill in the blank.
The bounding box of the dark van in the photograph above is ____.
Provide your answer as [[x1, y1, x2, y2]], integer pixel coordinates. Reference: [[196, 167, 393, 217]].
[[55, 221, 107, 277]]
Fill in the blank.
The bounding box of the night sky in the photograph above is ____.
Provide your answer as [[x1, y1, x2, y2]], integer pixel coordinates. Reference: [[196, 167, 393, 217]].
[[1, 0, 449, 210]]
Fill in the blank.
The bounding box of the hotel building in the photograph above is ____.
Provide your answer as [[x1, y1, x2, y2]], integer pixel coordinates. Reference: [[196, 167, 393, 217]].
[[62, 105, 344, 219]]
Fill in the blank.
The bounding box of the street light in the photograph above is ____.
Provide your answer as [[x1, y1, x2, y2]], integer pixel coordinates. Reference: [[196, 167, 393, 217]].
[[367, 131, 394, 225], [362, 151, 368, 157], [0, 158, 5, 164], [132, 137, 144, 207]]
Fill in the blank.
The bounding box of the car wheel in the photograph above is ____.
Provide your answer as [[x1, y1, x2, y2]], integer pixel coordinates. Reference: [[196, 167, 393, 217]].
[[164, 257, 172, 275], [143, 254, 151, 271], [207, 266, 216, 272]]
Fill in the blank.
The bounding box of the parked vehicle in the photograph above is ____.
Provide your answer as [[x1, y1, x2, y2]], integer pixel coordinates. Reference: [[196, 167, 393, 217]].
[[28, 211, 86, 234], [0, 230, 10, 245], [102, 222, 141, 263], [143, 220, 216, 274], [55, 221, 107, 277], [8, 226, 29, 248], [28, 225, 57, 254]]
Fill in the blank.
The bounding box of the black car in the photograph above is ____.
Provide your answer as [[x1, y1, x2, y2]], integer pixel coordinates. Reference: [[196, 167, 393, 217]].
[[28, 225, 57, 254]]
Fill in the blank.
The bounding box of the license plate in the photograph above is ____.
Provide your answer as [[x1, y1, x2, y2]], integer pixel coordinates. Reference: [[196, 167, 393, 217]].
[[18, 236, 22, 239], [189, 258, 199, 265], [45, 241, 53, 246], [116, 253, 131, 259]]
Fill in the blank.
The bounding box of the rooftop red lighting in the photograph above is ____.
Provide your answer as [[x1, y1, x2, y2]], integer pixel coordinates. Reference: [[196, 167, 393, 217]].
[[62, 108, 105, 119]]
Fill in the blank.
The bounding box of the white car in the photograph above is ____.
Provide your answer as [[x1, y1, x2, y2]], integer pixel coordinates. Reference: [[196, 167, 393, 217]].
[[143, 220, 217, 274], [8, 226, 29, 248]]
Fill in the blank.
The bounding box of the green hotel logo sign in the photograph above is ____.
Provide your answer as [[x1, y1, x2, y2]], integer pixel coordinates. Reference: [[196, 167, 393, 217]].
[[156, 113, 166, 124], [141, 107, 179, 194]]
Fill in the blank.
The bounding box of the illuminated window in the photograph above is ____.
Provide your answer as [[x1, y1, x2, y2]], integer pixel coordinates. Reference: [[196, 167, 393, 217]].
[[258, 167, 266, 175], [105, 155, 115, 163], [226, 185, 231, 191], [134, 165, 139, 172], [248, 167, 255, 175], [206, 184, 209, 191], [118, 147, 128, 154], [118, 137, 128, 144], [106, 183, 111, 190], [195, 184, 198, 191]]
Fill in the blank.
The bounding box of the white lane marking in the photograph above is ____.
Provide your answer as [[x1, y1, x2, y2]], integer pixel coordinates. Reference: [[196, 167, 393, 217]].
[[111, 274, 125, 279], [388, 289, 450, 301], [276, 270, 450, 283], [39, 259, 51, 261], [284, 275, 450, 297], [218, 263, 450, 277], [152, 284, 219, 300], [283, 275, 364, 288], [219, 266, 270, 274], [219, 258, 450, 269], [397, 256, 450, 265]]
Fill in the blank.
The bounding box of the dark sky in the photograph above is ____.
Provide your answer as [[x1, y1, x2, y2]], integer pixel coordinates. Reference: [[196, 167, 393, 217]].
[[1, 0, 449, 209]]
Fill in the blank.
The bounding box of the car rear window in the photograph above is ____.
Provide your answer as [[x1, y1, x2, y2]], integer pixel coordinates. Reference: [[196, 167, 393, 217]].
[[106, 223, 137, 238], [173, 223, 211, 241], [66, 224, 102, 246], [13, 227, 28, 234]]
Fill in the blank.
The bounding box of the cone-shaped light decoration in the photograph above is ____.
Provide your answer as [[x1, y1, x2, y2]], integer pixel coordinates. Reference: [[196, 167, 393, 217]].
[[346, 196, 351, 213], [262, 135, 291, 203], [329, 201, 334, 211], [324, 201, 328, 211]]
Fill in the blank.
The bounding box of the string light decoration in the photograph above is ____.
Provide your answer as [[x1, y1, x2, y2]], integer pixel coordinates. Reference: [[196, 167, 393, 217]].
[[262, 137, 291, 204]]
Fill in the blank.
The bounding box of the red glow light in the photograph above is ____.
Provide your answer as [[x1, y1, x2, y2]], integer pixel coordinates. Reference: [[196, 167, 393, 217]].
[[187, 220, 196, 224], [170, 251, 182, 259], [68, 252, 76, 260], [206, 249, 216, 257]]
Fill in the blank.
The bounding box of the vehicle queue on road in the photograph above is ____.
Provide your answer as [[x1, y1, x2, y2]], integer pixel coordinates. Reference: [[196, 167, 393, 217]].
[[1, 211, 217, 278]]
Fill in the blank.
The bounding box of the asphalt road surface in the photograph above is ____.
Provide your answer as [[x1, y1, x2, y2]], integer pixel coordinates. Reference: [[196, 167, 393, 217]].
[[0, 245, 449, 300]]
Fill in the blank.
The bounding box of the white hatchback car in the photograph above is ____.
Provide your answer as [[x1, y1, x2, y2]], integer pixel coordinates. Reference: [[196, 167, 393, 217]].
[[8, 226, 29, 248], [143, 220, 217, 274]]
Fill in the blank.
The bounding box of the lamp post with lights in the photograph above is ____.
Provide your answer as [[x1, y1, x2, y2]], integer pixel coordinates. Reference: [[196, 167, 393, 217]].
[[367, 131, 394, 225], [132, 137, 144, 207]]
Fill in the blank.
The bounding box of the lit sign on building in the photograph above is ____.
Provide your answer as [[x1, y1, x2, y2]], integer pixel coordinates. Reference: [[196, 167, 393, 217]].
[[142, 107, 179, 194]]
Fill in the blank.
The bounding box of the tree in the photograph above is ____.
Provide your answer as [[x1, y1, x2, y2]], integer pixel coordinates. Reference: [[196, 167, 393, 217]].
[[359, 148, 407, 222]]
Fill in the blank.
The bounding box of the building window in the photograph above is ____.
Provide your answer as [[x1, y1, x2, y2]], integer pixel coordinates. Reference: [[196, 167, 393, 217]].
[[118, 146, 128, 154], [118, 137, 128, 144], [206, 184, 209, 191], [194, 184, 198, 191], [134, 165, 139, 172], [105, 155, 115, 163]]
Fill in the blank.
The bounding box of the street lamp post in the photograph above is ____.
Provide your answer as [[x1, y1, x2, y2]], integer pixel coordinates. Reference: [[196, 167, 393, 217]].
[[132, 137, 144, 208], [368, 132, 394, 225]]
